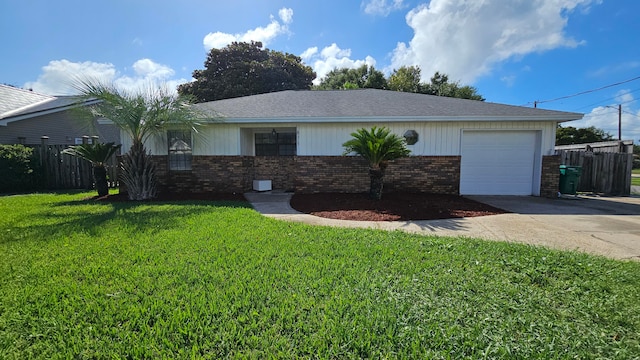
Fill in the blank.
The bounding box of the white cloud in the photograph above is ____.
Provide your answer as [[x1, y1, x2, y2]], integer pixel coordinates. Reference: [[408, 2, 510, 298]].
[[300, 47, 318, 61], [568, 91, 640, 141], [24, 60, 117, 95], [301, 43, 377, 85], [279, 8, 294, 24], [203, 7, 293, 50], [131, 58, 175, 79], [391, 0, 598, 84], [362, 0, 405, 16], [24, 59, 188, 96]]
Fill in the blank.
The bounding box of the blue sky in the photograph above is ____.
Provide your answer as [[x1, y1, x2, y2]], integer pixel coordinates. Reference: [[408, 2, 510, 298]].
[[1, 0, 639, 140]]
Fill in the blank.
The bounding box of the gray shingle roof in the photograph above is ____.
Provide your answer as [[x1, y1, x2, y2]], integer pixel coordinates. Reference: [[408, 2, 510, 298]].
[[0, 84, 55, 118], [192, 89, 583, 122]]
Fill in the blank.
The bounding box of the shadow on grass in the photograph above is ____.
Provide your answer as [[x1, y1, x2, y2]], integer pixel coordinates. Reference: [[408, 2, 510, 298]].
[[1, 195, 251, 245]]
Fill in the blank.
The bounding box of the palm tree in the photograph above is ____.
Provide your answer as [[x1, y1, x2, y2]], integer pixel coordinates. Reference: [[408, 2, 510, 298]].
[[62, 142, 121, 197], [343, 127, 411, 200], [73, 80, 201, 200]]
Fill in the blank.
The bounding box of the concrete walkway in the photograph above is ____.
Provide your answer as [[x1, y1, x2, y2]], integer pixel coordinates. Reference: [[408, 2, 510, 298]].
[[244, 191, 640, 261]]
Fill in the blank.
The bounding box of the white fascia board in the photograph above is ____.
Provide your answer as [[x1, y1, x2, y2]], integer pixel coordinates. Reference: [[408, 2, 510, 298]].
[[205, 114, 584, 124]]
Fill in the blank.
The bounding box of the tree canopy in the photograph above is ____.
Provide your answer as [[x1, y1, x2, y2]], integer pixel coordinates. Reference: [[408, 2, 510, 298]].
[[556, 125, 614, 145], [317, 65, 485, 101], [314, 65, 387, 90], [178, 41, 316, 102], [420, 72, 484, 100]]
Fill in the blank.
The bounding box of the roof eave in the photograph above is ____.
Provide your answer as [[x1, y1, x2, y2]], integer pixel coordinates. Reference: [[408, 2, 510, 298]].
[[203, 114, 584, 124], [0, 99, 101, 126]]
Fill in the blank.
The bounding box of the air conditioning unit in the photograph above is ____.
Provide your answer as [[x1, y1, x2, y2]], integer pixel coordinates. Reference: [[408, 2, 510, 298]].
[[252, 180, 272, 192]]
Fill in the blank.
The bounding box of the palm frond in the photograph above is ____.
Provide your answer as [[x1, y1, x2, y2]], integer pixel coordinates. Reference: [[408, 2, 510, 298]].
[[342, 126, 411, 168], [62, 142, 121, 166]]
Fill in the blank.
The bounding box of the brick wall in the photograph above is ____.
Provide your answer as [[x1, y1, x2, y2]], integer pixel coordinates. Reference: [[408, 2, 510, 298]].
[[294, 156, 370, 193], [293, 156, 460, 194], [152, 155, 461, 195], [385, 156, 460, 194], [154, 156, 295, 194], [540, 155, 560, 198]]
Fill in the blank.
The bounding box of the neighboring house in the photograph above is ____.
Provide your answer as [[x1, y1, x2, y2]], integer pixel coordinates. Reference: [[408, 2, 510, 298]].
[[0, 84, 119, 145], [131, 89, 583, 196]]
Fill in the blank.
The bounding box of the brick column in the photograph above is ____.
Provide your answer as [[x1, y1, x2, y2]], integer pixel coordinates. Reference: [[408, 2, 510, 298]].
[[540, 155, 560, 198]]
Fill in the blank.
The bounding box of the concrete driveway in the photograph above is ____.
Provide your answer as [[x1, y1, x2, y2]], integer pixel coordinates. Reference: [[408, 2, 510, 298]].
[[245, 192, 640, 261]]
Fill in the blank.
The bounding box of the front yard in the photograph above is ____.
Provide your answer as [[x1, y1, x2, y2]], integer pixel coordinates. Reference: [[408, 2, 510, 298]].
[[1, 192, 639, 358]]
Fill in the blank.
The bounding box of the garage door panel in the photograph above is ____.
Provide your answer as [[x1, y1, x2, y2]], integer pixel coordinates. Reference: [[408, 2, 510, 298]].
[[460, 131, 537, 195]]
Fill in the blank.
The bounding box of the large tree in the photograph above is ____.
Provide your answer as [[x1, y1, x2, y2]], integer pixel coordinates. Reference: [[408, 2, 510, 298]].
[[74, 80, 201, 200], [318, 65, 485, 101], [387, 66, 423, 93], [556, 125, 614, 145], [343, 127, 411, 200], [315, 65, 387, 90], [421, 72, 484, 101], [178, 41, 315, 102]]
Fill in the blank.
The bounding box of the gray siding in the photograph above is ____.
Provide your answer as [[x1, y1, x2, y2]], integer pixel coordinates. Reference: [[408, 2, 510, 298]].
[[0, 109, 120, 145]]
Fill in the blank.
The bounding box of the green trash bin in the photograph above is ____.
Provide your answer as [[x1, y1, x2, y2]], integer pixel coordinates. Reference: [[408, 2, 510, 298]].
[[559, 165, 582, 195]]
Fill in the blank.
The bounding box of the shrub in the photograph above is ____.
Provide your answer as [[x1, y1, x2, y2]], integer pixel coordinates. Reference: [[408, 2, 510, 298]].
[[0, 144, 40, 193]]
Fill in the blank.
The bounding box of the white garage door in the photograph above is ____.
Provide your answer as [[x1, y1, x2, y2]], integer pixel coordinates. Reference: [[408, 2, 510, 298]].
[[460, 131, 538, 195]]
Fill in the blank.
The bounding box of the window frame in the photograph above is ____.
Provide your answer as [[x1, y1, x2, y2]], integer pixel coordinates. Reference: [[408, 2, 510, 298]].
[[254, 132, 296, 156], [167, 130, 193, 171]]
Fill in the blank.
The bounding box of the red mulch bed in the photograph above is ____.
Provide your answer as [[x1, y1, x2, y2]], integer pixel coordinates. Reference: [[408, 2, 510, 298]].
[[290, 192, 508, 221]]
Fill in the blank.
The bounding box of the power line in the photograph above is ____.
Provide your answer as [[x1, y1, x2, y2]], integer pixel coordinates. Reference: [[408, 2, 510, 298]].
[[573, 87, 640, 111], [534, 75, 640, 106]]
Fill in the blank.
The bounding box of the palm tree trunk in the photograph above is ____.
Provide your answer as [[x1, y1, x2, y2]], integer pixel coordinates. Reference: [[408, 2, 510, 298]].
[[92, 165, 109, 197], [120, 142, 157, 200], [369, 168, 385, 200]]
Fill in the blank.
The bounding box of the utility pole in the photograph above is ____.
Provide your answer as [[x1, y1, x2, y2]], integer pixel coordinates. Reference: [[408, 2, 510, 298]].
[[606, 104, 623, 140], [617, 104, 622, 140]]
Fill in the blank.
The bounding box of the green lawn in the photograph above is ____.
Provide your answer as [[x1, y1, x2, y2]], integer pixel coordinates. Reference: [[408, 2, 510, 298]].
[[633, 168, 640, 186], [1, 192, 639, 358]]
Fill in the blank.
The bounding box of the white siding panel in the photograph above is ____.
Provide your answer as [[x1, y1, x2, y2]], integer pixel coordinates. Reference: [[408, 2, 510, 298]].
[[194, 124, 240, 155], [192, 120, 557, 157]]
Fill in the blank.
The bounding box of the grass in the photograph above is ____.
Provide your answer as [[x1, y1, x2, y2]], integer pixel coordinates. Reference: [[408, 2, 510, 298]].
[[1, 191, 639, 359]]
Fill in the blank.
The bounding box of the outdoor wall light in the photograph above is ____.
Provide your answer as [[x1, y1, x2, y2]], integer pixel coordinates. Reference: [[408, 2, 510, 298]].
[[403, 130, 419, 145]]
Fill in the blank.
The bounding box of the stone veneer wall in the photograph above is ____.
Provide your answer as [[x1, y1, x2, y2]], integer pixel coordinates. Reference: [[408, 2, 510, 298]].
[[152, 155, 462, 195], [540, 155, 560, 198]]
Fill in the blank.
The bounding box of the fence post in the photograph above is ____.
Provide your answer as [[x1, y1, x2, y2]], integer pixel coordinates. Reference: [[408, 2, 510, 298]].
[[40, 136, 49, 188]]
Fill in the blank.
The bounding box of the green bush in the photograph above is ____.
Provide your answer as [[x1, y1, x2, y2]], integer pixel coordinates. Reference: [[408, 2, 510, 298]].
[[0, 144, 40, 193]]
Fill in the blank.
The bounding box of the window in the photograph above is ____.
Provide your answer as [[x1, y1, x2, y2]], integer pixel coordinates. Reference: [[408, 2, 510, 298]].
[[255, 132, 296, 156], [168, 130, 192, 170]]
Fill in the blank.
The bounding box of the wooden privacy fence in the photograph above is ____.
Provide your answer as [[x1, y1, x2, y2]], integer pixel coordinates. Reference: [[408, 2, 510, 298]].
[[556, 150, 633, 195], [31, 139, 119, 190]]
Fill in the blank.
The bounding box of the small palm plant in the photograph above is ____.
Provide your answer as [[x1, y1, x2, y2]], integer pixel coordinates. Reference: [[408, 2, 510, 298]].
[[343, 126, 411, 200], [72, 79, 200, 200], [62, 142, 121, 197]]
